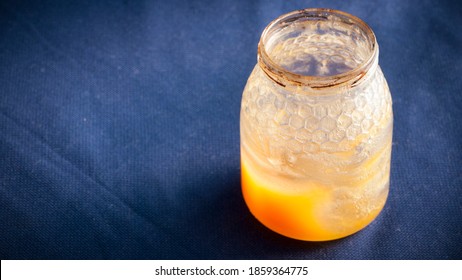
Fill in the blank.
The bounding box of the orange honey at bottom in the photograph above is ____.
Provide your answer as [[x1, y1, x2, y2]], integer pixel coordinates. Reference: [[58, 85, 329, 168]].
[[241, 148, 389, 241]]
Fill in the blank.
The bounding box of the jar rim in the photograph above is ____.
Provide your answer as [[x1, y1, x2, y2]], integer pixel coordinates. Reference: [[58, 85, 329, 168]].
[[258, 8, 378, 89]]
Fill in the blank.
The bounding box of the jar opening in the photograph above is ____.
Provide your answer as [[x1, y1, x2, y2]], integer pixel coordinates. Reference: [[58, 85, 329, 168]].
[[258, 9, 378, 89]]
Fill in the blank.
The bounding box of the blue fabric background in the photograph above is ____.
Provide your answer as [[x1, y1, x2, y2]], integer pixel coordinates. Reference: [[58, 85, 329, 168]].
[[0, 0, 461, 259]]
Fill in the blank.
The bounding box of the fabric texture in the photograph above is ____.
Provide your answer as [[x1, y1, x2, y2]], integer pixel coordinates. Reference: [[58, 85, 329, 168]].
[[0, 0, 461, 259]]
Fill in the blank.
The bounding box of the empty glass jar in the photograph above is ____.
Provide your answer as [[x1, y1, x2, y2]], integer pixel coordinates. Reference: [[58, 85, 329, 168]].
[[240, 9, 393, 241]]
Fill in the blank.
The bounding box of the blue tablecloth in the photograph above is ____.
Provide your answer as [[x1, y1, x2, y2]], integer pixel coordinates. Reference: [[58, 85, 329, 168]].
[[1, 0, 461, 259]]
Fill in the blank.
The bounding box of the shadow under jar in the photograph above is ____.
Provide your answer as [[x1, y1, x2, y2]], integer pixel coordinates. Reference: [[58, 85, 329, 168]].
[[240, 9, 393, 241]]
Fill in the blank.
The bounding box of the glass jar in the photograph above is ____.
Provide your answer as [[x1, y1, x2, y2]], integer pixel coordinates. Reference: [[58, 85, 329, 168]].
[[240, 8, 393, 241]]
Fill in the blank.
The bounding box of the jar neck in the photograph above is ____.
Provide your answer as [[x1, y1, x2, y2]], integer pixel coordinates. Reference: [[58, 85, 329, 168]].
[[258, 8, 378, 91]]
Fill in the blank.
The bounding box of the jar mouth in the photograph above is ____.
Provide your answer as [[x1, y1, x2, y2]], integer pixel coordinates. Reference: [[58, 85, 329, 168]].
[[258, 8, 378, 89]]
